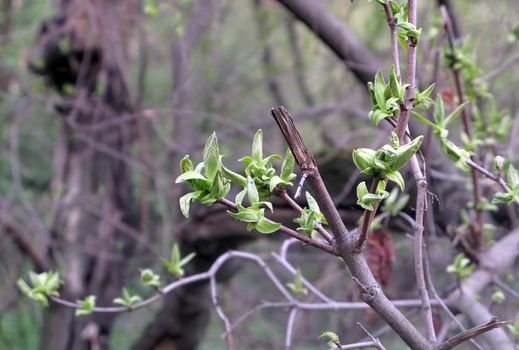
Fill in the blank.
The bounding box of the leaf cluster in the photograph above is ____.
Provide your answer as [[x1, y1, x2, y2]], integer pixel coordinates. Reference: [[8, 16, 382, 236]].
[[161, 244, 196, 278], [293, 192, 328, 236], [17, 271, 62, 307], [352, 132, 423, 191], [446, 253, 475, 280], [113, 288, 142, 309]]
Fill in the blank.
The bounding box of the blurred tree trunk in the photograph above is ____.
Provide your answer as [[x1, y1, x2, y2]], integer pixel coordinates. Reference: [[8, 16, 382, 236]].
[[29, 1, 139, 349]]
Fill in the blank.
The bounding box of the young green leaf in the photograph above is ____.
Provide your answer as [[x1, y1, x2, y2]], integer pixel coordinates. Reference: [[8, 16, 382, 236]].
[[227, 207, 261, 223], [140, 269, 161, 288], [246, 176, 259, 205], [386, 171, 405, 190], [113, 288, 142, 308], [281, 148, 296, 181], [179, 191, 201, 218], [374, 70, 387, 107], [222, 165, 247, 187], [175, 170, 207, 184], [75, 295, 96, 317], [286, 269, 308, 296], [254, 217, 281, 234], [252, 129, 263, 163], [444, 101, 470, 127], [203, 132, 220, 181]]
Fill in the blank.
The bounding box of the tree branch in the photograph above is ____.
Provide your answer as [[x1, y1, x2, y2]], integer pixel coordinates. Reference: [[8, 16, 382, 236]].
[[271, 106, 430, 350]]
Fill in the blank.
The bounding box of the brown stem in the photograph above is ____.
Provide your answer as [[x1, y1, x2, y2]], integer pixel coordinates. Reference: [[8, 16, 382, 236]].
[[271, 106, 429, 350], [218, 198, 337, 255], [382, 0, 400, 78], [441, 5, 483, 245], [355, 177, 380, 251], [276, 190, 334, 244]]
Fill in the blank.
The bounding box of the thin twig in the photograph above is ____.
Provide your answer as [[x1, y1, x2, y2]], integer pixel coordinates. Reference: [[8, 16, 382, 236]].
[[435, 317, 510, 350], [355, 177, 380, 251], [382, 0, 400, 78], [284, 308, 299, 350], [276, 189, 334, 244], [218, 198, 337, 255], [441, 5, 484, 243], [271, 106, 429, 350]]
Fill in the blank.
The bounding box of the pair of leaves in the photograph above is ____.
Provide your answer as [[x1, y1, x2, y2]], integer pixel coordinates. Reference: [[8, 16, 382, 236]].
[[286, 269, 308, 296], [294, 192, 328, 236], [140, 269, 162, 288], [396, 21, 422, 46], [356, 181, 389, 211], [17, 271, 62, 307], [367, 67, 407, 125], [227, 175, 281, 234], [240, 130, 296, 197], [161, 244, 196, 278], [113, 288, 142, 308], [446, 253, 475, 280], [76, 295, 96, 317], [227, 205, 281, 234], [492, 159, 519, 204], [352, 133, 423, 190]]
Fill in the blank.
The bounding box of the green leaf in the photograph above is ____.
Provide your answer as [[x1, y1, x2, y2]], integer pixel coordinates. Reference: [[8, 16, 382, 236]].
[[356, 181, 369, 201], [369, 109, 390, 125], [140, 269, 161, 288], [386, 171, 405, 190], [247, 176, 259, 205], [269, 175, 286, 192], [180, 155, 194, 173], [235, 189, 247, 205], [411, 111, 442, 131], [113, 288, 142, 308], [179, 191, 201, 218], [492, 192, 516, 204], [491, 288, 505, 304], [175, 170, 207, 184], [179, 252, 196, 267], [203, 132, 220, 181], [305, 192, 319, 213], [389, 65, 400, 99], [255, 217, 281, 234], [210, 172, 227, 199], [252, 129, 263, 163], [434, 96, 446, 126], [281, 149, 295, 181], [222, 165, 247, 187], [390, 135, 423, 171], [227, 208, 261, 223], [374, 70, 386, 107], [75, 295, 96, 317], [444, 101, 470, 127], [17, 271, 62, 307], [318, 331, 340, 346], [286, 269, 308, 296], [352, 148, 376, 174]]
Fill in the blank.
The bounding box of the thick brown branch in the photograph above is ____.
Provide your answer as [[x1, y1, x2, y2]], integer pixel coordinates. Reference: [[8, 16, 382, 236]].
[[271, 106, 429, 350]]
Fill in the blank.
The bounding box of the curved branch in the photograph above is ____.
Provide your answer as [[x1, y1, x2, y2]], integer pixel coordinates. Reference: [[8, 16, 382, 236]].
[[275, 0, 380, 85]]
